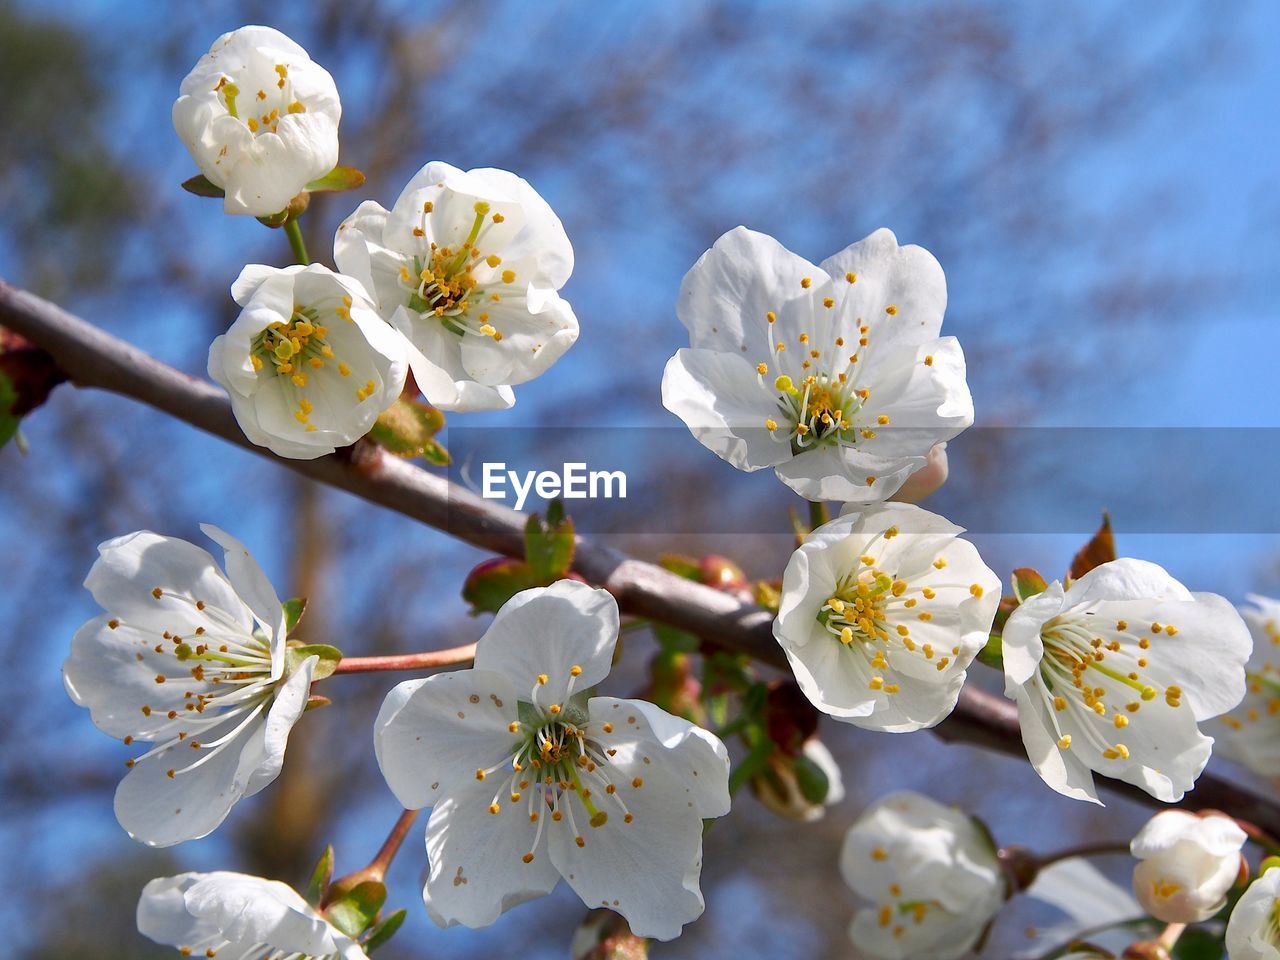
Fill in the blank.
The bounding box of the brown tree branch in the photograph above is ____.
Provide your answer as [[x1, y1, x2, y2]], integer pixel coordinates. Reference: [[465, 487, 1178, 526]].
[[4, 278, 1277, 835]]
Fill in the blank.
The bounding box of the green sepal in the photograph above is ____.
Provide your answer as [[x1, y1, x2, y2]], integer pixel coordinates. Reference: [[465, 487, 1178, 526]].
[[326, 880, 386, 939], [304, 694, 331, 712], [1260, 855, 1280, 875], [287, 641, 343, 681], [368, 397, 448, 463], [180, 173, 225, 198], [419, 439, 450, 466], [976, 633, 1003, 669], [362, 908, 406, 953], [305, 845, 334, 907], [525, 501, 574, 581], [462, 558, 540, 615], [0, 369, 19, 450], [256, 208, 290, 228], [1011, 568, 1048, 604], [305, 165, 367, 193], [283, 597, 307, 635], [792, 751, 831, 805]]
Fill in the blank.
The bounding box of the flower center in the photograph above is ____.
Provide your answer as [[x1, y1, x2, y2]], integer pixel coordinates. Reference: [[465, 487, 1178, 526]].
[[754, 278, 912, 472], [215, 64, 308, 136], [249, 301, 374, 432], [125, 589, 280, 782], [399, 201, 515, 344], [773, 372, 862, 453], [473, 668, 638, 863], [815, 532, 979, 688], [1039, 613, 1184, 758]]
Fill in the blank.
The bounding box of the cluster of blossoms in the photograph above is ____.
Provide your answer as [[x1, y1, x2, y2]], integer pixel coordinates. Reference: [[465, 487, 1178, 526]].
[[180, 27, 578, 460], [52, 20, 1275, 960]]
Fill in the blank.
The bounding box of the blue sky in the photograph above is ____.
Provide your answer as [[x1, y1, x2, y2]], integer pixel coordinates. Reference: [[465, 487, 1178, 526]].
[[2, 1, 1279, 956]]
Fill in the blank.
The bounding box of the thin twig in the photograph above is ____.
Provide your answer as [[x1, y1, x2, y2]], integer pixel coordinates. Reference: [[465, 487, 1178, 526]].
[[332, 643, 476, 674], [4, 279, 1280, 834]]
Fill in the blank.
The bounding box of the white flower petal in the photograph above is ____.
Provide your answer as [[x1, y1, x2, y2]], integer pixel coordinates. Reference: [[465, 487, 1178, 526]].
[[199, 524, 287, 673], [422, 778, 560, 930], [589, 696, 730, 818], [661, 348, 792, 472], [1225, 868, 1280, 960], [83, 530, 251, 636], [183, 872, 364, 957], [548, 758, 707, 941], [242, 655, 315, 798], [114, 708, 268, 846], [473, 582, 620, 705], [374, 669, 519, 809], [677, 225, 823, 358], [818, 228, 948, 351]]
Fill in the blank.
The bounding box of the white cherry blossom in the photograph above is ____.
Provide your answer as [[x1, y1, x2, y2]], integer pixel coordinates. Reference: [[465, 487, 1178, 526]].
[[1130, 809, 1245, 923], [138, 871, 367, 959], [63, 525, 315, 846], [334, 161, 577, 411], [1215, 594, 1280, 775], [173, 26, 341, 217], [773, 503, 1000, 732], [1001, 558, 1252, 804], [374, 580, 730, 940], [841, 791, 1004, 960], [209, 264, 407, 459], [1226, 865, 1280, 960], [662, 226, 972, 503]]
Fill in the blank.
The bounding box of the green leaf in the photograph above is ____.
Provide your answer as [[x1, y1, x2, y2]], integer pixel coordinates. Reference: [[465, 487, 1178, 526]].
[[305, 165, 367, 193], [367, 397, 448, 462], [728, 736, 775, 795], [0, 369, 19, 450], [1011, 568, 1048, 603], [305, 845, 334, 907], [362, 908, 406, 953], [524, 502, 575, 581], [286, 642, 343, 681], [462, 558, 540, 614], [326, 880, 387, 939], [283, 597, 307, 635], [976, 633, 1003, 669], [180, 173, 224, 198]]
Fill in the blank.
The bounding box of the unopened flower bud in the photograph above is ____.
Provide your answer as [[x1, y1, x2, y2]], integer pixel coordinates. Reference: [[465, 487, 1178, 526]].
[[1130, 809, 1246, 923]]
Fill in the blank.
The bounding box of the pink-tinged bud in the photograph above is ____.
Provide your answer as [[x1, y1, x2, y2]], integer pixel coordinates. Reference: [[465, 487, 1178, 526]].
[[890, 442, 949, 503]]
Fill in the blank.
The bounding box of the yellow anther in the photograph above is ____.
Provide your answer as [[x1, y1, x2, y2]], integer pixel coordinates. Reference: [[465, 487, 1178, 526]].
[[502, 269, 517, 284], [885, 304, 898, 315], [1057, 735, 1072, 749], [765, 418, 778, 431], [800, 277, 812, 289], [486, 254, 502, 268]]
